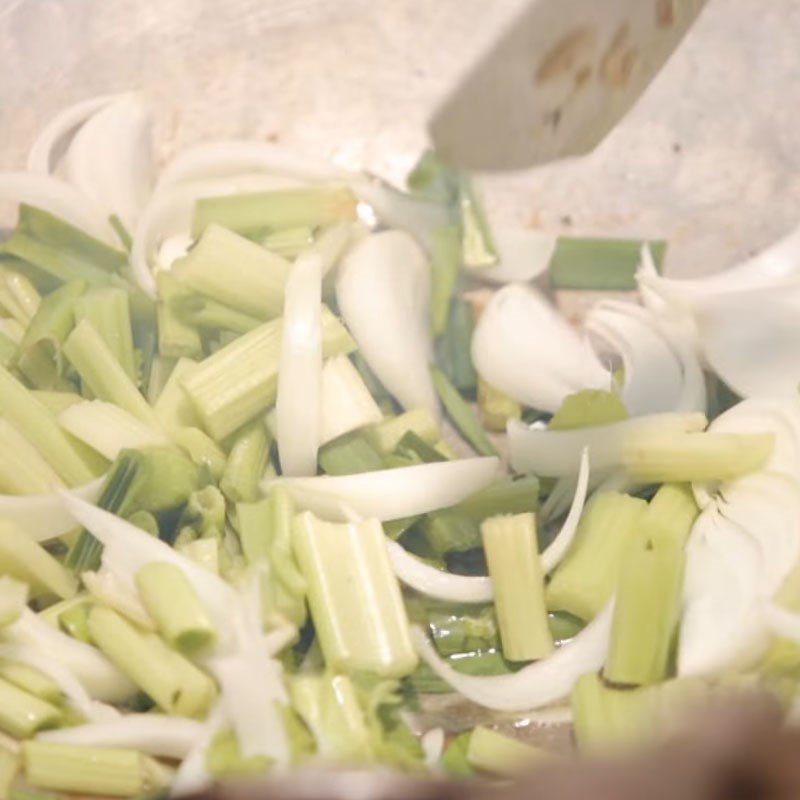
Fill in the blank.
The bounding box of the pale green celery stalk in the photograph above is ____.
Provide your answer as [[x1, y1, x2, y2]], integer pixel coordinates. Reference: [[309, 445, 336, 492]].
[[320, 355, 383, 445], [29, 391, 82, 415], [182, 306, 355, 441], [87, 606, 214, 717], [126, 509, 159, 537], [364, 409, 440, 454], [0, 334, 16, 369], [0, 748, 19, 800], [221, 420, 271, 503], [546, 492, 648, 621], [153, 357, 201, 429], [260, 227, 315, 258], [457, 174, 497, 269], [184, 486, 227, 538], [155, 272, 203, 359], [477, 378, 522, 432], [604, 485, 699, 686], [0, 269, 40, 325], [0, 661, 61, 704], [21, 742, 160, 798], [456, 476, 541, 520], [109, 214, 132, 251], [172, 224, 291, 320], [407, 149, 458, 204], [73, 287, 137, 382], [435, 298, 478, 395], [429, 226, 460, 337], [0, 578, 28, 629], [135, 562, 216, 652], [318, 431, 385, 476], [58, 603, 92, 644], [292, 512, 417, 677], [0, 678, 60, 738], [171, 427, 227, 481], [145, 355, 175, 405], [481, 513, 553, 661], [192, 185, 358, 237], [169, 290, 262, 335], [549, 237, 667, 291], [0, 419, 65, 495], [549, 389, 628, 430], [622, 432, 774, 483], [466, 726, 550, 775], [177, 538, 220, 575], [205, 729, 272, 779], [431, 366, 497, 457], [63, 319, 160, 427], [0, 365, 93, 486], [0, 520, 77, 600]]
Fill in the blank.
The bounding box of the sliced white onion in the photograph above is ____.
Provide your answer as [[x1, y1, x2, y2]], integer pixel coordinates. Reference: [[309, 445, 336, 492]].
[[421, 728, 445, 768], [336, 230, 438, 416], [508, 412, 707, 477], [267, 457, 499, 523], [170, 703, 226, 798], [762, 601, 800, 646], [0, 172, 116, 244], [81, 569, 155, 630], [63, 94, 154, 231], [38, 714, 202, 759], [276, 253, 322, 477], [463, 227, 556, 284], [411, 600, 614, 711], [472, 284, 610, 413], [319, 355, 383, 445], [28, 93, 128, 174]]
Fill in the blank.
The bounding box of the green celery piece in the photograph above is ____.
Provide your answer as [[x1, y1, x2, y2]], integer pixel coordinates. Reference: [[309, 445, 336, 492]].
[[0, 678, 61, 738], [549, 237, 666, 291], [604, 484, 698, 686], [466, 726, 549, 775], [393, 431, 446, 464], [0, 747, 19, 800], [30, 390, 83, 415], [152, 357, 201, 430], [0, 333, 16, 369], [293, 512, 417, 677], [220, 420, 271, 503], [421, 509, 481, 557], [281, 705, 316, 766], [431, 366, 497, 457], [407, 150, 458, 204], [435, 298, 478, 395], [0, 661, 61, 704], [426, 603, 500, 657], [761, 557, 800, 693], [73, 287, 137, 382], [206, 729, 271, 779], [0, 364, 94, 487], [382, 516, 420, 541], [351, 351, 391, 403], [440, 732, 474, 777], [364, 409, 440, 454], [0, 268, 40, 326], [126, 509, 160, 537], [155, 272, 203, 359], [182, 306, 355, 441], [457, 174, 497, 269], [181, 486, 226, 538], [549, 611, 584, 642], [318, 430, 385, 475], [0, 419, 65, 495], [477, 377, 522, 432], [549, 389, 629, 430], [481, 513, 553, 661], [145, 355, 175, 405], [169, 290, 262, 335], [546, 492, 648, 621], [429, 226, 461, 337], [456, 475, 540, 520], [192, 185, 358, 237], [108, 214, 132, 251], [171, 427, 227, 481], [259, 226, 315, 258], [57, 603, 92, 643]]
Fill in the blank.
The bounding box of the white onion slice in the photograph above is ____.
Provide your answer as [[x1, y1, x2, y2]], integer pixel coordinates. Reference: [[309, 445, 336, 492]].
[[267, 457, 499, 523], [276, 253, 322, 477], [411, 600, 614, 711], [472, 284, 610, 413], [170, 703, 225, 798], [336, 230, 438, 416], [464, 228, 556, 284], [762, 601, 800, 646], [421, 728, 445, 768]]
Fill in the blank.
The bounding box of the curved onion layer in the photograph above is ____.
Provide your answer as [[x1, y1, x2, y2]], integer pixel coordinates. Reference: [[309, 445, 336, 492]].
[[0, 476, 105, 542], [467, 228, 556, 285], [411, 600, 614, 711], [267, 457, 499, 523], [336, 230, 438, 416], [276, 253, 322, 477], [472, 284, 610, 413]]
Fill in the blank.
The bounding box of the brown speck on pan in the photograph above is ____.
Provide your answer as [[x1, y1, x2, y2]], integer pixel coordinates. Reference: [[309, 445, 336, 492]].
[[574, 64, 592, 90], [561, 215, 573, 227], [535, 26, 596, 84], [656, 0, 675, 28], [673, 142, 682, 153], [544, 107, 563, 130], [265, 131, 281, 142]]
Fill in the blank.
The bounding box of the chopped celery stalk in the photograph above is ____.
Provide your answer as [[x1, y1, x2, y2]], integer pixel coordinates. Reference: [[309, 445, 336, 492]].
[[407, 150, 458, 204], [182, 306, 355, 441], [172, 224, 291, 319], [0, 520, 77, 600], [0, 577, 28, 629], [57, 603, 92, 644], [177, 538, 220, 575], [431, 366, 497, 457], [170, 290, 262, 335], [206, 729, 271, 779], [73, 287, 137, 382], [421, 509, 480, 556], [429, 226, 461, 337], [318, 431, 385, 476], [0, 364, 94, 487], [171, 426, 227, 480], [320, 356, 383, 445], [546, 492, 648, 621], [29, 391, 82, 415], [182, 486, 226, 538], [260, 227, 315, 258], [58, 400, 169, 461], [126, 509, 160, 537], [435, 298, 477, 395], [135, 562, 216, 652], [440, 731, 474, 777], [21, 742, 161, 798], [604, 485, 698, 686], [221, 420, 271, 503], [549, 389, 629, 430], [425, 603, 500, 657], [457, 174, 497, 269], [63, 320, 160, 427], [622, 432, 774, 483], [0, 661, 61, 704], [293, 512, 418, 677], [549, 237, 666, 291], [365, 409, 440, 454], [87, 606, 214, 717], [394, 431, 446, 464], [477, 378, 522, 432], [0, 678, 60, 738], [456, 476, 540, 521], [0, 334, 15, 369], [0, 268, 39, 325], [152, 358, 201, 430], [0, 419, 65, 495], [466, 726, 549, 775], [192, 185, 358, 237], [145, 355, 175, 405], [481, 514, 553, 661], [0, 747, 19, 800], [108, 214, 132, 251], [351, 351, 391, 403], [155, 272, 203, 359]]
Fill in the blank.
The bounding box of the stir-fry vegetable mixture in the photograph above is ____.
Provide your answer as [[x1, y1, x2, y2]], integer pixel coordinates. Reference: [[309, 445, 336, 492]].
[[0, 92, 797, 796]]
